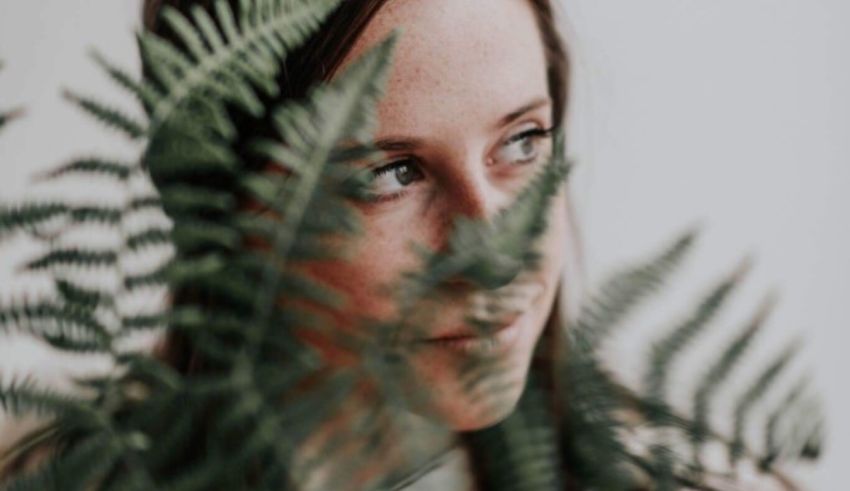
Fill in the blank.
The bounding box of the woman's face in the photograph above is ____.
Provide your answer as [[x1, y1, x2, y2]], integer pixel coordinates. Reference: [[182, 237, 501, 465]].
[[300, 0, 569, 431]]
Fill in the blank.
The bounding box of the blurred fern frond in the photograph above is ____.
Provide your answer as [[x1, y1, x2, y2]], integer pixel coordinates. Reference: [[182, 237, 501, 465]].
[[554, 231, 824, 491], [0, 61, 24, 132]]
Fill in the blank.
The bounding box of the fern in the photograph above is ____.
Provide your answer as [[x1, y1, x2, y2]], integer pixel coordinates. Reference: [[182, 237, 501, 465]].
[[642, 260, 750, 489], [691, 293, 775, 468], [559, 232, 698, 490], [0, 3, 825, 491], [0, 62, 24, 132], [729, 342, 800, 468], [0, 108, 23, 134]]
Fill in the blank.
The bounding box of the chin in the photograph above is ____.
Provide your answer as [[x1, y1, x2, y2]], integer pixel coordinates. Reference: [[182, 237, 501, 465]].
[[404, 330, 538, 432], [399, 275, 557, 431]]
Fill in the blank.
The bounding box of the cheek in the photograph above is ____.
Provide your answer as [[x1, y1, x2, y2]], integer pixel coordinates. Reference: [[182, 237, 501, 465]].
[[287, 226, 416, 367], [296, 214, 428, 323]]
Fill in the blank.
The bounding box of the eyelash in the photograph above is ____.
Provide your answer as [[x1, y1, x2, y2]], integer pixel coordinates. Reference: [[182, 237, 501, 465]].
[[497, 126, 554, 165], [367, 125, 555, 203], [504, 126, 554, 148]]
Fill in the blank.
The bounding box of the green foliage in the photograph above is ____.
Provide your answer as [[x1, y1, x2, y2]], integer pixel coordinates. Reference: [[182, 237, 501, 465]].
[[730, 342, 800, 467], [560, 232, 697, 490], [691, 294, 774, 468], [0, 3, 824, 490], [0, 108, 23, 134]]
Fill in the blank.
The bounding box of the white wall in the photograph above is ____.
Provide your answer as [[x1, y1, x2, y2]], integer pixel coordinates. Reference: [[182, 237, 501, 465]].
[[0, 0, 847, 488], [564, 1, 849, 489], [0, 0, 149, 454]]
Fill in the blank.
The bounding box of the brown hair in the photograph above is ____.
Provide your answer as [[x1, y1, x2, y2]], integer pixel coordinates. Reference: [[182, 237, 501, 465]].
[[142, 0, 569, 123], [143, 0, 579, 487]]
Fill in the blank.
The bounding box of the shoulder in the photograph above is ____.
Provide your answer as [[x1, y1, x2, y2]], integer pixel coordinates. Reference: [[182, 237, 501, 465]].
[[393, 446, 477, 491]]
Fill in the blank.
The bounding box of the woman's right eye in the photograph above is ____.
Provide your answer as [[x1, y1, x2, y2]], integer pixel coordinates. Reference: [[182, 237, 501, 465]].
[[368, 159, 426, 200]]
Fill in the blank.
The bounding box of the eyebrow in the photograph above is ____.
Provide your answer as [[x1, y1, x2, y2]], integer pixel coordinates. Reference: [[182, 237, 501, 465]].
[[373, 136, 426, 152], [495, 96, 551, 130], [372, 97, 552, 152]]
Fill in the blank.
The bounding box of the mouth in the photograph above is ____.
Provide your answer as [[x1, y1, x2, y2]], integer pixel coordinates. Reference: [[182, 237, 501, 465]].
[[417, 309, 528, 356], [407, 277, 546, 355], [425, 309, 522, 341]]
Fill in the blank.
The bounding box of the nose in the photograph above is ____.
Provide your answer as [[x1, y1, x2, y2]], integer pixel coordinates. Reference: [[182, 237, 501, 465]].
[[443, 159, 511, 224], [435, 155, 517, 290]]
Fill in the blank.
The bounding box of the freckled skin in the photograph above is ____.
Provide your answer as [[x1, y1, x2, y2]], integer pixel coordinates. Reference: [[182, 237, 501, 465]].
[[298, 0, 570, 431]]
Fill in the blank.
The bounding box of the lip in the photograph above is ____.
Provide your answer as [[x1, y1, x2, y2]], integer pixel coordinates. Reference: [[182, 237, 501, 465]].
[[410, 278, 546, 355], [425, 311, 522, 341], [417, 309, 529, 356]]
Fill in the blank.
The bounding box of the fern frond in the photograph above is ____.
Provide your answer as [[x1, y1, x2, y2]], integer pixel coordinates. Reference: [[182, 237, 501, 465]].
[[36, 157, 134, 182], [125, 227, 172, 252], [798, 410, 825, 461], [123, 265, 169, 291], [423, 136, 571, 293], [64, 206, 125, 226], [0, 204, 65, 238], [571, 229, 697, 349], [761, 375, 810, 470], [157, 185, 235, 216], [90, 50, 156, 107], [0, 203, 124, 240], [24, 248, 118, 272], [0, 301, 112, 353], [645, 258, 752, 420], [0, 62, 23, 132], [0, 107, 24, 133], [0, 378, 97, 424], [560, 353, 637, 489], [691, 293, 775, 467], [128, 195, 162, 213], [242, 33, 398, 353], [54, 280, 115, 314], [120, 313, 167, 331], [466, 377, 563, 491], [171, 221, 240, 252], [730, 342, 800, 466], [553, 232, 713, 490], [143, 0, 341, 129], [61, 90, 146, 140]]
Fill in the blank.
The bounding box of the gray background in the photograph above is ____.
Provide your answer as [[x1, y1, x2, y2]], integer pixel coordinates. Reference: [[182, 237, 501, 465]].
[[0, 1, 847, 488]]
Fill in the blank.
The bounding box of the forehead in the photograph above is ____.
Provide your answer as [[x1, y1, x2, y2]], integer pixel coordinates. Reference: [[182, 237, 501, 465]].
[[335, 0, 550, 137]]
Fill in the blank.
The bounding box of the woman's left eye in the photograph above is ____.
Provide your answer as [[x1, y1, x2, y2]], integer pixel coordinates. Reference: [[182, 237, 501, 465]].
[[493, 125, 554, 166], [365, 159, 426, 201]]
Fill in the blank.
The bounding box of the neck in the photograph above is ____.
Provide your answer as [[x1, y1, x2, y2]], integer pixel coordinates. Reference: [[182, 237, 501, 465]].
[[290, 388, 459, 491]]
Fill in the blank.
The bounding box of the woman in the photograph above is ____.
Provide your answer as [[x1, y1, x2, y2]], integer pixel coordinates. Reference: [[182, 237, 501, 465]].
[[0, 1, 579, 489], [144, 0, 584, 489]]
